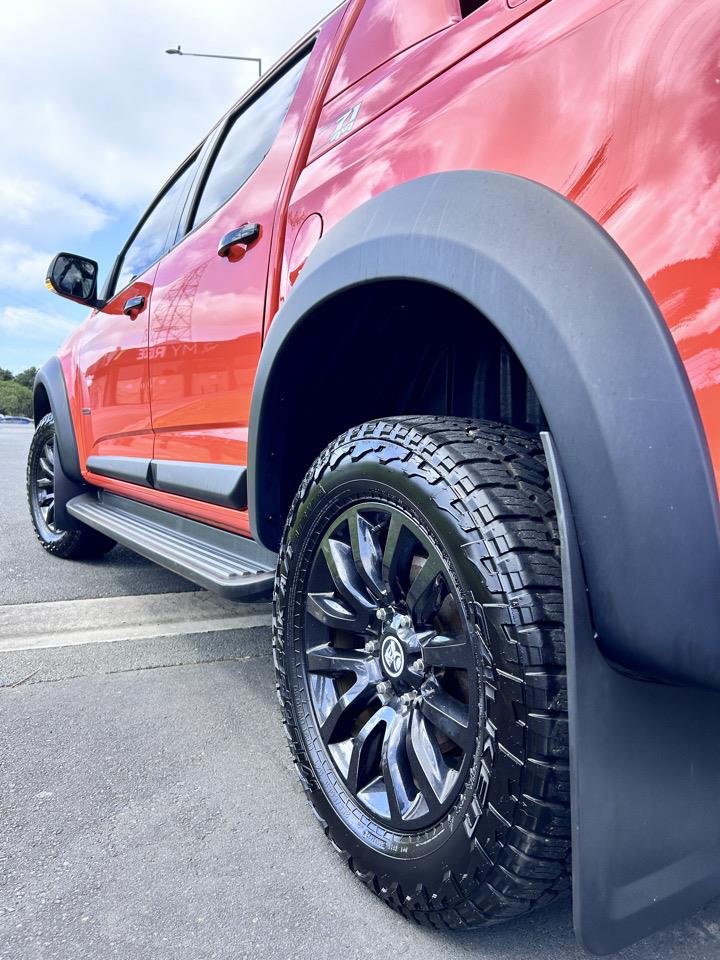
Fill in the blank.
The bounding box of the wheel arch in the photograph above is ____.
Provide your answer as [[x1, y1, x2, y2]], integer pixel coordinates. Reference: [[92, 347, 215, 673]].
[[250, 170, 720, 689], [33, 380, 51, 424], [33, 356, 83, 482]]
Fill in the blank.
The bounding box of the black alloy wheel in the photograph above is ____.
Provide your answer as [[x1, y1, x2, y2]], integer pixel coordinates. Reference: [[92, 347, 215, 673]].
[[32, 436, 59, 533], [275, 416, 570, 929], [304, 502, 478, 831], [27, 413, 115, 558]]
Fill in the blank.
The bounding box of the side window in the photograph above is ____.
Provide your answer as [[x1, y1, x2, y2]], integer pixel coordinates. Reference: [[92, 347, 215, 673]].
[[459, 0, 492, 14], [114, 152, 201, 294], [191, 51, 310, 229]]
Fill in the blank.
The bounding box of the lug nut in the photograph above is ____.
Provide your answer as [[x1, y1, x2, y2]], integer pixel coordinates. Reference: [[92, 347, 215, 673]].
[[376, 681, 392, 696], [400, 615, 413, 630], [400, 692, 416, 706], [412, 658, 424, 672], [365, 640, 380, 654], [376, 608, 388, 622]]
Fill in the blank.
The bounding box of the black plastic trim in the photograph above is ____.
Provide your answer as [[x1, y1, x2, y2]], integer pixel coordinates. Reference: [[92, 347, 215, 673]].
[[87, 455, 153, 487], [543, 432, 720, 954], [33, 358, 82, 482], [249, 170, 720, 690], [52, 437, 87, 531], [151, 460, 248, 508], [85, 454, 248, 509]]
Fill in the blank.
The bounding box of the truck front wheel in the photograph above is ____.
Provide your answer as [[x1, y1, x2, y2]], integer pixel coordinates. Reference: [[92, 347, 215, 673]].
[[274, 416, 570, 928], [26, 413, 115, 559]]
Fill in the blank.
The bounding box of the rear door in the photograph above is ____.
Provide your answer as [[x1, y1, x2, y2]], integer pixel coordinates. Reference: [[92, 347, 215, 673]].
[[77, 153, 201, 470], [147, 47, 313, 500]]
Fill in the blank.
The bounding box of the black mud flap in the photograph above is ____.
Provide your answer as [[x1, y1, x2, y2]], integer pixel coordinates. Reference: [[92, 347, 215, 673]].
[[52, 438, 87, 532], [542, 433, 720, 955]]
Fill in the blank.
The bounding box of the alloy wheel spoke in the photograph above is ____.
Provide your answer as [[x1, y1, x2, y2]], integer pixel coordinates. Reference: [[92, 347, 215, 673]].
[[306, 593, 368, 632], [419, 687, 472, 751], [420, 633, 472, 670], [407, 710, 455, 808], [39, 456, 53, 478], [322, 537, 376, 621], [381, 712, 416, 820], [406, 554, 445, 624], [349, 512, 386, 600], [306, 643, 372, 676], [346, 707, 394, 794], [319, 674, 377, 745], [381, 513, 414, 600]]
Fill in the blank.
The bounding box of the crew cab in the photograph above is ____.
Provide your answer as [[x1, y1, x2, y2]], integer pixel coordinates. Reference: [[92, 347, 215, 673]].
[[28, 0, 720, 952]]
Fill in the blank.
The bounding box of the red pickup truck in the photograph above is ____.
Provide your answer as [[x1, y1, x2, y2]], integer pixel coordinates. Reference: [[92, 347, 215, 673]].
[[28, 0, 720, 952]]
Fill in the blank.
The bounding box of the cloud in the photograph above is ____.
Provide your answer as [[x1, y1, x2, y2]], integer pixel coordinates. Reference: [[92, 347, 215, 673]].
[[0, 180, 109, 236], [0, 306, 77, 342], [0, 242, 57, 293], [0, 0, 336, 220]]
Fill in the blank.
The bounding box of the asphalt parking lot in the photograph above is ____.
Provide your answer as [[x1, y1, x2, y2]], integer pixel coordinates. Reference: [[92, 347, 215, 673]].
[[1, 424, 719, 960]]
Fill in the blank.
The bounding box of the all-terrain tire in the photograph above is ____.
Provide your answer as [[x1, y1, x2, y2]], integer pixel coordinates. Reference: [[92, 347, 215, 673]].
[[26, 413, 116, 559], [274, 416, 570, 928]]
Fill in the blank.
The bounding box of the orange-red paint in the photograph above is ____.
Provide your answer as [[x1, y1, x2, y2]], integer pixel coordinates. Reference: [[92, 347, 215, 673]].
[[54, 0, 720, 532]]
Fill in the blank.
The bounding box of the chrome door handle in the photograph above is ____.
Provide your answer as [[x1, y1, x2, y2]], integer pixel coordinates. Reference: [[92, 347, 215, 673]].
[[123, 295, 145, 317], [218, 223, 260, 258]]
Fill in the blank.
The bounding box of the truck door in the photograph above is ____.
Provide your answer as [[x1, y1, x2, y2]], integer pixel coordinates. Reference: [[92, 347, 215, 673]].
[[147, 46, 313, 497]]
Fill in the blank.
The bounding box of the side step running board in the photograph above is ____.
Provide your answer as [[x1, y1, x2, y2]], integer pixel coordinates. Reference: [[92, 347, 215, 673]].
[[67, 491, 276, 600]]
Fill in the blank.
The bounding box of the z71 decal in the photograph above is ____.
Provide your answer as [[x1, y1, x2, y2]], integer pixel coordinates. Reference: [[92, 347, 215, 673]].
[[329, 102, 362, 143]]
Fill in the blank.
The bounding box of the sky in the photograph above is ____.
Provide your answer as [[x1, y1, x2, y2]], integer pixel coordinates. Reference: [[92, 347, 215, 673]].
[[0, 0, 337, 374]]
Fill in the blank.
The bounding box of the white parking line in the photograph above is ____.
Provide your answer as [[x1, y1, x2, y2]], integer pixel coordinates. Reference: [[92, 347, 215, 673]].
[[0, 592, 272, 653]]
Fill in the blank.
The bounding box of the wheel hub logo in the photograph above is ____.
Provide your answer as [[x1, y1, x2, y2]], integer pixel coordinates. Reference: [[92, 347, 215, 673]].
[[381, 636, 404, 678]]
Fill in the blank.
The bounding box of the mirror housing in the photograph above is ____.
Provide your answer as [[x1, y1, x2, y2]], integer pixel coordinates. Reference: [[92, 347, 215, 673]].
[[45, 252, 102, 308]]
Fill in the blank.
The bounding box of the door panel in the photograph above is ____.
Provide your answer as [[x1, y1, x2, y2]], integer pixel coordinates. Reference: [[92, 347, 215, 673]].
[[149, 48, 315, 469], [149, 219, 261, 466], [77, 274, 155, 461]]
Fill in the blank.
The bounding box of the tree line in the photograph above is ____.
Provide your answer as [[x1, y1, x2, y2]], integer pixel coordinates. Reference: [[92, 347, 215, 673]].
[[0, 367, 37, 418]]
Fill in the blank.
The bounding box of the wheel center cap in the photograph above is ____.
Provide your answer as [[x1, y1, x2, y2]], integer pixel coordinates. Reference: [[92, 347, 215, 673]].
[[381, 634, 405, 679]]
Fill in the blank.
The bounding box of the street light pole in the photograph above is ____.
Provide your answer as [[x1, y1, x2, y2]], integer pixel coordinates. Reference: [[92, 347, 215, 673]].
[[165, 46, 262, 76]]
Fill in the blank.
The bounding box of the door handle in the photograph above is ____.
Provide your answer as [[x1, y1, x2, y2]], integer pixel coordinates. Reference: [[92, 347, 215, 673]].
[[218, 223, 260, 258], [123, 295, 145, 318]]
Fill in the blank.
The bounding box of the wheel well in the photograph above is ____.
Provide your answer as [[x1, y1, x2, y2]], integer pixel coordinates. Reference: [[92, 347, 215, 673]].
[[33, 382, 51, 425], [256, 279, 546, 547]]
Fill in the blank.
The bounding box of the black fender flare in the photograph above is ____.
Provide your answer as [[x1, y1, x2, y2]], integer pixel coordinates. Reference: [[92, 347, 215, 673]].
[[249, 170, 720, 690], [34, 356, 83, 483]]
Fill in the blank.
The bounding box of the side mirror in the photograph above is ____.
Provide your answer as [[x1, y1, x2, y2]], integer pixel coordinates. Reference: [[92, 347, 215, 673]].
[[45, 252, 101, 308]]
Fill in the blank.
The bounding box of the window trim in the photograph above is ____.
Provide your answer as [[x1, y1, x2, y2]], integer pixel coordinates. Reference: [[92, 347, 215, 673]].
[[182, 39, 316, 239], [102, 145, 205, 302]]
